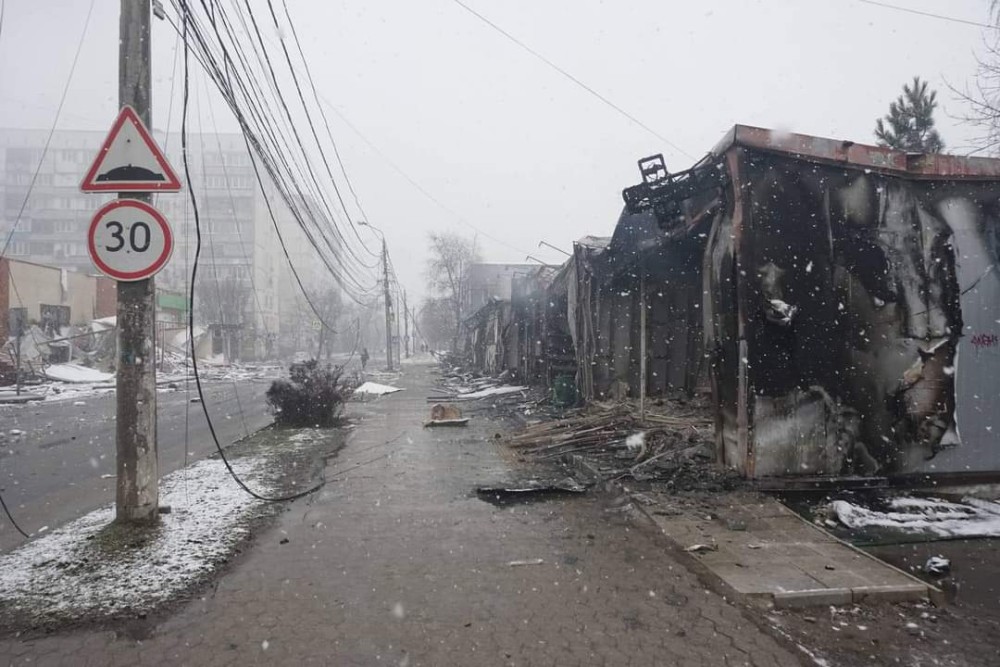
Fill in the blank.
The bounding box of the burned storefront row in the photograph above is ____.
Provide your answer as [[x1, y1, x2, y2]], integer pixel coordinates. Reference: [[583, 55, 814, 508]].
[[464, 124, 1000, 482], [627, 125, 1000, 480], [568, 217, 705, 404]]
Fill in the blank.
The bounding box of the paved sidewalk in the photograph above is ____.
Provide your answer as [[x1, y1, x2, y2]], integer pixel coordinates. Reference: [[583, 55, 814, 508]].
[[0, 364, 801, 666], [630, 490, 933, 608]]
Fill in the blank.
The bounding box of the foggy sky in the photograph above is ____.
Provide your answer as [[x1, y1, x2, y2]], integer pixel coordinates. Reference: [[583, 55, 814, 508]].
[[0, 0, 994, 303]]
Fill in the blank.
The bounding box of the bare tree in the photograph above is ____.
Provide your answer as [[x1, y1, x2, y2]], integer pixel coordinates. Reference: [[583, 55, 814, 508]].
[[951, 5, 1000, 153], [425, 231, 479, 351]]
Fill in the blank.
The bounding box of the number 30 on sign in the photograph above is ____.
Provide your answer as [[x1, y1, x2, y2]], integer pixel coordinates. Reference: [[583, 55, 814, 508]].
[[87, 199, 173, 281]]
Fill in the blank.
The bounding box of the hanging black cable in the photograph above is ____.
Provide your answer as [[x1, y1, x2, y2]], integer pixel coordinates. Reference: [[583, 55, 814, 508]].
[[181, 3, 321, 503], [0, 489, 29, 539]]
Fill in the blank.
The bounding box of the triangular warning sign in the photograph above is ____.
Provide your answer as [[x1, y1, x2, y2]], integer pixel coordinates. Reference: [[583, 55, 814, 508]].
[[80, 106, 182, 193]]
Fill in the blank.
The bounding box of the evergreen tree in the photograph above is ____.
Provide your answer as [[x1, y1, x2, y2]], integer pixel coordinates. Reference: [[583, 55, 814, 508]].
[[874, 76, 945, 153]]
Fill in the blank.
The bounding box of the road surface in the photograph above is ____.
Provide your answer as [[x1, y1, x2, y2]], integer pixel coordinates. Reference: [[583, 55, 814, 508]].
[[0, 379, 273, 552]]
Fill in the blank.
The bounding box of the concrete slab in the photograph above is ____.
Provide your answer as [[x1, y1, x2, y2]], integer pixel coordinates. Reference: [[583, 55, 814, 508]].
[[630, 489, 936, 608]]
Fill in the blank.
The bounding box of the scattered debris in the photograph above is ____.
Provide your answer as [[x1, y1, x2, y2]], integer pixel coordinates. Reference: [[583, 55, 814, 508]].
[[502, 401, 727, 488], [424, 418, 469, 428], [924, 556, 951, 576], [684, 543, 718, 554], [450, 385, 528, 401], [507, 558, 544, 567], [425, 402, 468, 426], [353, 381, 404, 397], [476, 478, 586, 506], [430, 404, 462, 421]]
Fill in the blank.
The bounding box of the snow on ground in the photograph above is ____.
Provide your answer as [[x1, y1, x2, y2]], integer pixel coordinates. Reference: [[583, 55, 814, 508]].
[[0, 431, 318, 622], [42, 363, 113, 384], [39, 382, 116, 403], [453, 385, 528, 400], [354, 381, 403, 396], [400, 353, 437, 366], [830, 496, 1000, 538]]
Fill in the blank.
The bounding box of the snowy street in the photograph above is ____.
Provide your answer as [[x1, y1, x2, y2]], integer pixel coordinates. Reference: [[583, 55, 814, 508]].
[[0, 379, 272, 552]]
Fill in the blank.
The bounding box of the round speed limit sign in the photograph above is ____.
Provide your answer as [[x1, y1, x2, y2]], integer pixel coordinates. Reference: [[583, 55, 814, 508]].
[[87, 199, 174, 281]]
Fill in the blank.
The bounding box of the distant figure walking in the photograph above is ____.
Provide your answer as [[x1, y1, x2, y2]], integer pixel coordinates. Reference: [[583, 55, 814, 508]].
[[360, 347, 370, 370]]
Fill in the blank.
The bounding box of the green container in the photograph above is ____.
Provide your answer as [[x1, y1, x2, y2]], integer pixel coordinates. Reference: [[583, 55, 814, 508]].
[[552, 374, 577, 408]]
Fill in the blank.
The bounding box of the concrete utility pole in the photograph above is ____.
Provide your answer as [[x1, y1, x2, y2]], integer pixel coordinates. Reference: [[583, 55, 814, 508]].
[[382, 239, 394, 371], [395, 287, 402, 365], [403, 290, 410, 359], [116, 0, 158, 523]]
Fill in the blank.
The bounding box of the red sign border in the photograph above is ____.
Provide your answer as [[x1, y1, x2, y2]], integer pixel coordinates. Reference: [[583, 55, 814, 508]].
[[80, 106, 182, 193], [87, 199, 174, 281]]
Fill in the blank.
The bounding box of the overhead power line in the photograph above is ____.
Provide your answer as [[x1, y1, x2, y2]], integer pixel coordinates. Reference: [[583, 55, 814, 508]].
[[170, 0, 381, 297], [317, 96, 533, 258], [267, 0, 379, 258], [447, 0, 696, 161], [855, 0, 997, 31], [166, 0, 384, 303]]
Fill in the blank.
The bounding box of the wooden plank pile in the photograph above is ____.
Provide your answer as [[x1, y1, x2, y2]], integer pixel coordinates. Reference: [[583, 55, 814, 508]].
[[505, 402, 716, 481]]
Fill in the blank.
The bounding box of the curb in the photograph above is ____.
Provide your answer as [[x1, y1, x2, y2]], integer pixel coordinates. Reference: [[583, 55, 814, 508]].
[[565, 455, 940, 609]]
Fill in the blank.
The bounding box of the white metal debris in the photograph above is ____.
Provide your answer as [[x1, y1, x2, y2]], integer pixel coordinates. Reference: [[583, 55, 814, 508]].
[[353, 381, 404, 396]]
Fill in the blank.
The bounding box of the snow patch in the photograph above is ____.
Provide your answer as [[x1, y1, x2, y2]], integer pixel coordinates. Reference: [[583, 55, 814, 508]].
[[0, 455, 272, 621], [830, 496, 1000, 538], [625, 432, 646, 453], [43, 364, 114, 384]]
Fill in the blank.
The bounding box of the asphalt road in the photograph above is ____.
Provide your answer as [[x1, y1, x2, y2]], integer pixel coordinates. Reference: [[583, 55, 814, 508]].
[[0, 379, 273, 552]]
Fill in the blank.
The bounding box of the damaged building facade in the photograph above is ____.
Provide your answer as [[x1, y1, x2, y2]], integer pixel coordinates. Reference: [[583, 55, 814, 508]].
[[462, 125, 1000, 482]]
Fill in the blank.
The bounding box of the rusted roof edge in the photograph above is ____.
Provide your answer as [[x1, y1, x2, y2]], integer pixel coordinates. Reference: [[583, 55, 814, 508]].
[[711, 124, 1000, 180]]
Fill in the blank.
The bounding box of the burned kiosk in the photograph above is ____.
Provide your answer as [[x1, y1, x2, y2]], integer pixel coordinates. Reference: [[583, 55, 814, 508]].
[[625, 126, 1000, 482]]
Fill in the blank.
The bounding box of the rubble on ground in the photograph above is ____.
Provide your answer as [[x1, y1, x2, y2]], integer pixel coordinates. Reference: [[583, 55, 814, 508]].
[[430, 367, 546, 418], [503, 400, 729, 489]]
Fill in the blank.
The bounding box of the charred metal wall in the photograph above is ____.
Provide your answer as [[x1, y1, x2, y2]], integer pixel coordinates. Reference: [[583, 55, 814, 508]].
[[645, 241, 704, 397], [706, 147, 1000, 478]]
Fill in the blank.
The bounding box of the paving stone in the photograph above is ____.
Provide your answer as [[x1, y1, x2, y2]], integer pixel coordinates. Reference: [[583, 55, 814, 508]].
[[634, 485, 931, 609]]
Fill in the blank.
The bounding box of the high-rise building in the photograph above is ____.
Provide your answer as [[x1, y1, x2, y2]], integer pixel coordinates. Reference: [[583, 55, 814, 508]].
[[0, 127, 299, 360]]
